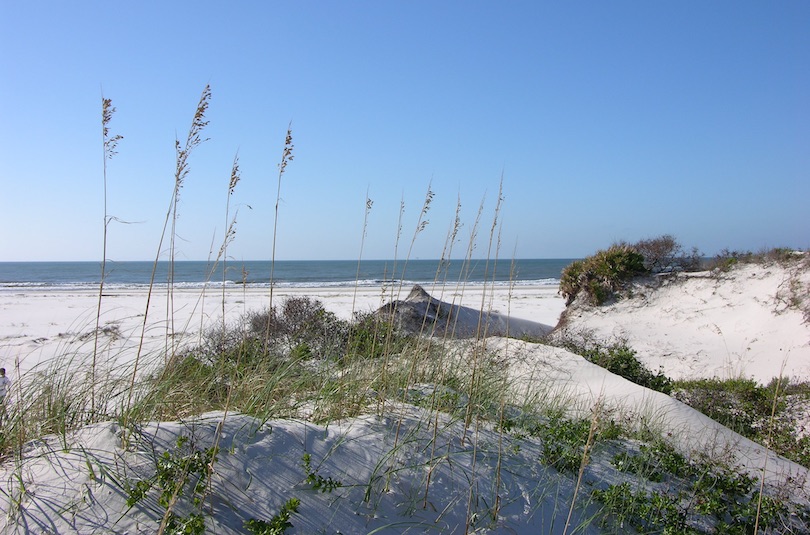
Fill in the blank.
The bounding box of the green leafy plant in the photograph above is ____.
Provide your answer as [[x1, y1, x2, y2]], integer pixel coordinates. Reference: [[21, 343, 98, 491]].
[[612, 440, 692, 482], [244, 497, 301, 535], [593, 483, 693, 534], [301, 452, 342, 493], [595, 446, 792, 534], [564, 342, 673, 394], [672, 377, 810, 466], [538, 413, 597, 474], [125, 435, 218, 534]]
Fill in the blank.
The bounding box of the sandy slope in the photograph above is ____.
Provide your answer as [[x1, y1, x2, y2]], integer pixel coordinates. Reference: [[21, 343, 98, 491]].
[[0, 409, 607, 534], [3, 337, 808, 534], [553, 262, 810, 383], [484, 337, 810, 490], [2, 267, 810, 532]]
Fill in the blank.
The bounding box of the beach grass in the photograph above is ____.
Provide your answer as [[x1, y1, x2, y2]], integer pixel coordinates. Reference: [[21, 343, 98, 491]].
[[0, 88, 808, 534]]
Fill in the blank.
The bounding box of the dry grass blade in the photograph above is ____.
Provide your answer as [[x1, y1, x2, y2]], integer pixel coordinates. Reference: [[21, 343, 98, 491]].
[[267, 124, 294, 333], [122, 86, 212, 445], [92, 95, 123, 418]]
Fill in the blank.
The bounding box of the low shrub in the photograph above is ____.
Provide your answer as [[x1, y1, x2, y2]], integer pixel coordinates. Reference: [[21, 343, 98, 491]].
[[630, 234, 702, 273], [596, 450, 789, 534], [247, 297, 349, 360], [538, 414, 593, 473], [673, 377, 810, 467], [708, 247, 806, 272], [612, 440, 693, 482], [560, 245, 647, 305], [345, 312, 407, 362], [560, 236, 707, 305], [564, 342, 673, 394], [140, 296, 416, 420]]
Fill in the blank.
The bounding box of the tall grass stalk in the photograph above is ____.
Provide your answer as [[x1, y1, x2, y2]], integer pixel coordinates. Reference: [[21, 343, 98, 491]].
[[167, 85, 212, 357], [420, 195, 463, 341], [422, 196, 464, 508], [449, 199, 484, 339], [174, 153, 239, 351], [463, 183, 504, 531], [352, 192, 373, 317], [398, 183, 434, 291], [463, 181, 503, 440], [562, 399, 603, 535], [380, 185, 436, 491], [221, 153, 241, 328], [754, 358, 788, 534], [475, 178, 504, 340], [376, 196, 407, 416], [492, 255, 518, 521], [123, 85, 211, 442], [391, 185, 435, 442], [198, 153, 243, 512], [198, 233, 217, 345], [92, 96, 122, 418], [267, 124, 294, 320]]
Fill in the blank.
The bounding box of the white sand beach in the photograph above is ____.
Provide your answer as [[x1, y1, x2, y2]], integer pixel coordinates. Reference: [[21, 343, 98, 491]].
[[0, 283, 565, 376], [1, 262, 809, 533]]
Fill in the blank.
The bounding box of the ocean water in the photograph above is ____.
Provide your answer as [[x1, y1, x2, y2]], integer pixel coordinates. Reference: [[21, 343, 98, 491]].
[[0, 259, 572, 290]]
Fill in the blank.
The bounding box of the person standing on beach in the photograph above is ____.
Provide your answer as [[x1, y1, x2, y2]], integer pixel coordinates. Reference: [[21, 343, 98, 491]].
[[0, 368, 10, 425]]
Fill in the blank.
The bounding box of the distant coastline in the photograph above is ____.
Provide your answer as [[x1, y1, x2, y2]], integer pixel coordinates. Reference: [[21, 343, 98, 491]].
[[0, 259, 572, 290]]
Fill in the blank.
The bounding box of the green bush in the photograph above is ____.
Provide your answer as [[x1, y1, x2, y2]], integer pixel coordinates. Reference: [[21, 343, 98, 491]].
[[560, 245, 647, 305], [673, 377, 810, 467], [247, 297, 349, 360], [244, 498, 301, 535], [538, 414, 593, 473], [345, 312, 406, 362], [672, 378, 775, 438], [572, 344, 672, 394], [612, 440, 693, 482], [708, 246, 806, 272], [124, 435, 219, 534]]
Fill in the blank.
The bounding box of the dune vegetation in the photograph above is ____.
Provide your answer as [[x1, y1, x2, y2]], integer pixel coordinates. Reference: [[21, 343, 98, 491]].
[[1, 88, 808, 534]]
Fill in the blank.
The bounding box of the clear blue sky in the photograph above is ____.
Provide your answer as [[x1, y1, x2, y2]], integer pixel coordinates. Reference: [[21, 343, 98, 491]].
[[2, 1, 808, 261]]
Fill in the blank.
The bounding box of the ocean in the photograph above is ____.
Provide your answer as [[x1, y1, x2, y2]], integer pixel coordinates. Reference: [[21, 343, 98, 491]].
[[0, 259, 572, 290]]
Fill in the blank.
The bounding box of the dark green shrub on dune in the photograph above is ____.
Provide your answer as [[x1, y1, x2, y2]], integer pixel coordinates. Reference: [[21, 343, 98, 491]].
[[560, 245, 647, 305]]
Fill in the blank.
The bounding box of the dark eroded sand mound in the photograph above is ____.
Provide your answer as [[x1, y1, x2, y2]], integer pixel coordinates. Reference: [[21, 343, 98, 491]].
[[376, 285, 553, 339]]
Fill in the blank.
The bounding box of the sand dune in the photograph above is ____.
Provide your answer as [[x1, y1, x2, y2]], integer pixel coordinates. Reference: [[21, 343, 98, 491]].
[[2, 265, 810, 533], [553, 262, 810, 383]]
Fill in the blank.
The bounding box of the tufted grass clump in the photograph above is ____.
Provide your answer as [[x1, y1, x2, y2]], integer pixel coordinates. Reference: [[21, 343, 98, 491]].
[[127, 295, 418, 422]]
